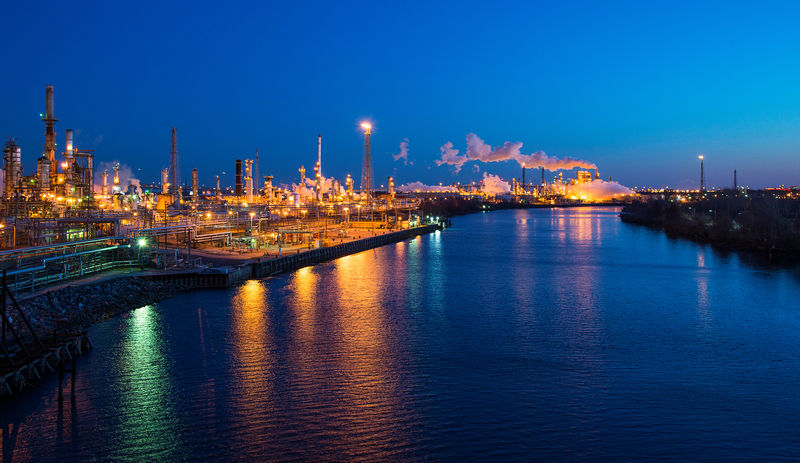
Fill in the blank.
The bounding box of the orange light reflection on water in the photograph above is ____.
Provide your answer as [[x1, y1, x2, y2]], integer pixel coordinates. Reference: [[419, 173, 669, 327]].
[[229, 280, 273, 432]]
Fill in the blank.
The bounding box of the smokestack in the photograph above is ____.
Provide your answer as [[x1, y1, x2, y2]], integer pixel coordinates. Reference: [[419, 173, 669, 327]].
[[521, 164, 525, 190], [215, 175, 220, 197], [65, 129, 74, 153], [42, 85, 58, 181], [102, 171, 108, 195], [541, 167, 545, 185], [254, 148, 259, 194], [192, 168, 198, 202], [170, 127, 180, 205], [318, 134, 322, 178], [235, 159, 243, 197], [734, 169, 738, 190], [594, 168, 598, 181]]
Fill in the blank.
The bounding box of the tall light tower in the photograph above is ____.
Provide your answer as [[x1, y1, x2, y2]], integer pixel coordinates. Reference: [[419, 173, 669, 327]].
[[360, 122, 373, 203], [698, 154, 705, 192]]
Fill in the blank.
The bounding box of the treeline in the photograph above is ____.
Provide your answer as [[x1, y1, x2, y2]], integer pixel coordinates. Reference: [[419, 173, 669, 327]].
[[420, 197, 488, 218], [621, 194, 800, 252]]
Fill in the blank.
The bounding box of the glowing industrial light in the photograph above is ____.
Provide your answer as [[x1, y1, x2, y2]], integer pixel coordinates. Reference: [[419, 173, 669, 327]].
[[137, 237, 148, 247], [249, 212, 255, 218], [360, 122, 372, 130], [698, 155, 704, 160]]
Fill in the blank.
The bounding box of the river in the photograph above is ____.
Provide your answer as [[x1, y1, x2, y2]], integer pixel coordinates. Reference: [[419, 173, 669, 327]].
[[3, 207, 800, 461]]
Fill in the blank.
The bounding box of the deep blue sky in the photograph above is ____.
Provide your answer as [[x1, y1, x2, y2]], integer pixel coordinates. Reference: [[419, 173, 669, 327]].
[[2, 1, 800, 188]]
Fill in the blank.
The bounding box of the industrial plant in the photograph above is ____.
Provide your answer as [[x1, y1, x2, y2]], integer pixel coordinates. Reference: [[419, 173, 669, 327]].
[[0, 85, 637, 297], [0, 87, 440, 294]]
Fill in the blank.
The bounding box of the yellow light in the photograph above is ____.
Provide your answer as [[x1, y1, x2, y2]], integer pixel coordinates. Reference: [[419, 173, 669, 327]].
[[249, 212, 255, 217], [698, 155, 704, 160]]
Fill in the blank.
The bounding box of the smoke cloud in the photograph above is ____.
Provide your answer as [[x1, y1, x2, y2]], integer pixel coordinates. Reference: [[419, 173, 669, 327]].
[[566, 179, 634, 200], [434, 142, 469, 173], [481, 172, 511, 195], [95, 161, 142, 196], [437, 133, 596, 172], [396, 181, 458, 193], [393, 138, 410, 165]]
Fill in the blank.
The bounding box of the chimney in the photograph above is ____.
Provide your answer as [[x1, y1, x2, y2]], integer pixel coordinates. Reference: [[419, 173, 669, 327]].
[[235, 159, 243, 197]]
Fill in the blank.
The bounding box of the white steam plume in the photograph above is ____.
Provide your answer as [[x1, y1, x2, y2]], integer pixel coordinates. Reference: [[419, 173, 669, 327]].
[[481, 172, 511, 195], [566, 179, 634, 200], [95, 162, 142, 196], [393, 138, 410, 165], [434, 141, 469, 173], [397, 181, 458, 193], [437, 133, 596, 171]]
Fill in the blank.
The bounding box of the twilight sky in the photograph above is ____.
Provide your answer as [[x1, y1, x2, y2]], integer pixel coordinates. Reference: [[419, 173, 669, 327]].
[[2, 1, 800, 189]]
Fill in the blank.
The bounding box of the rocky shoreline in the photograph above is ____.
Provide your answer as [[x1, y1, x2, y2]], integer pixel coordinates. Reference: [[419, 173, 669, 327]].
[[16, 277, 190, 338]]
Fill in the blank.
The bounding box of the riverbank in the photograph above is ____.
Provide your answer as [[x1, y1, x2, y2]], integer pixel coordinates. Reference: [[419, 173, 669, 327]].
[[12, 224, 441, 341], [620, 197, 800, 256], [420, 196, 629, 218]]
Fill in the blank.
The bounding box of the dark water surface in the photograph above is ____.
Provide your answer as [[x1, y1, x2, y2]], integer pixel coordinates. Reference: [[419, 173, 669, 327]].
[[3, 207, 800, 461]]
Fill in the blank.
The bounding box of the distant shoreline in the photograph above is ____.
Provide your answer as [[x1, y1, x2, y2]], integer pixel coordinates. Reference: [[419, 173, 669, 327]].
[[420, 197, 627, 219], [620, 196, 800, 261]]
